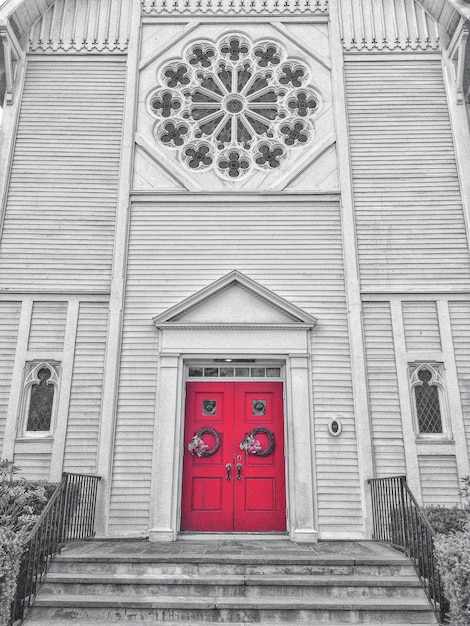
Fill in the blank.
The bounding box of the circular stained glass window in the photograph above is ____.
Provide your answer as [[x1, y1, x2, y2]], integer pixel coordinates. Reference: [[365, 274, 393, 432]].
[[148, 33, 321, 180]]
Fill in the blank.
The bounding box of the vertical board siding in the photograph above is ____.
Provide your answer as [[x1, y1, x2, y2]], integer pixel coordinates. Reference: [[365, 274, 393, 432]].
[[339, 0, 439, 51], [29, 0, 131, 53], [63, 301, 109, 473], [345, 59, 470, 291], [0, 302, 21, 450], [402, 301, 441, 352], [0, 57, 126, 291], [28, 301, 68, 351], [363, 301, 406, 476], [418, 455, 460, 505], [109, 200, 362, 535], [449, 302, 470, 457]]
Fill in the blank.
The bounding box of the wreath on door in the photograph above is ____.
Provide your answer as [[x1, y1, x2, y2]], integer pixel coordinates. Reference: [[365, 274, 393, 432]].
[[188, 427, 221, 457], [240, 427, 275, 457]]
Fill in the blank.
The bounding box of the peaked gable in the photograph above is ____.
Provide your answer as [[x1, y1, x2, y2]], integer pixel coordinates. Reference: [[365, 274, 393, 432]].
[[153, 271, 317, 328]]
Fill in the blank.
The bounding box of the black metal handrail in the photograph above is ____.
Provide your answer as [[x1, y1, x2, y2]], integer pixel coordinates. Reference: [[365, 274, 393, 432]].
[[11, 472, 101, 625], [368, 475, 449, 623]]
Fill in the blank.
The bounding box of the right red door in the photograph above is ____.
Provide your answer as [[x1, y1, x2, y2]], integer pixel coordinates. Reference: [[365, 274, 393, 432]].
[[181, 381, 286, 532]]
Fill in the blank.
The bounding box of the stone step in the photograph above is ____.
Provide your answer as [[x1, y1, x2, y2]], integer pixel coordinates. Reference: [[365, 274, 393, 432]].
[[23, 622, 439, 626], [27, 594, 437, 624], [41, 572, 422, 598], [50, 554, 415, 577]]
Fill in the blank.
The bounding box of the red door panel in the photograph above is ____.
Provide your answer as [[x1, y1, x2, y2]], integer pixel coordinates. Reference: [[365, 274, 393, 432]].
[[181, 384, 234, 531], [234, 383, 286, 531], [181, 381, 286, 532]]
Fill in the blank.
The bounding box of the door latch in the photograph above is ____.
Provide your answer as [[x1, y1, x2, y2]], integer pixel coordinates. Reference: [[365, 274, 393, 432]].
[[236, 463, 242, 480], [225, 463, 232, 481]]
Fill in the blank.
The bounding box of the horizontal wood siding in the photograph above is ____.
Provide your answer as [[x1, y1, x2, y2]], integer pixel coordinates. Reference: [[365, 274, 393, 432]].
[[418, 455, 460, 505], [63, 302, 109, 473], [28, 301, 68, 351], [0, 302, 21, 450], [402, 301, 441, 352], [449, 302, 470, 458], [109, 200, 362, 535], [363, 301, 406, 476], [14, 447, 52, 481], [0, 57, 126, 291], [345, 59, 470, 291]]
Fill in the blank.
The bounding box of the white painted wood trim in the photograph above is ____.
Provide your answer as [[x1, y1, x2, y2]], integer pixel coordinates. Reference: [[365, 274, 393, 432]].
[[2, 298, 32, 460], [139, 21, 202, 70], [329, 0, 374, 537], [269, 21, 331, 69], [389, 300, 422, 502], [442, 49, 470, 254], [95, 0, 142, 537], [437, 299, 470, 481], [135, 133, 203, 192], [271, 134, 336, 192], [49, 300, 79, 481], [0, 54, 25, 241]]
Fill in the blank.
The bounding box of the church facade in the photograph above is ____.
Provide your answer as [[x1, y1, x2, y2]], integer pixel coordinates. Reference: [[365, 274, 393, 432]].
[[0, 0, 469, 541]]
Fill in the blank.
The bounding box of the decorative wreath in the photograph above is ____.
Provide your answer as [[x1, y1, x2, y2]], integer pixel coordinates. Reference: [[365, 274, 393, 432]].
[[240, 427, 275, 457], [188, 427, 221, 457]]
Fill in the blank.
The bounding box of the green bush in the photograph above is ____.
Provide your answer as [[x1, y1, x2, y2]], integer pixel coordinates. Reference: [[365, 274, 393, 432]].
[[424, 505, 470, 535], [0, 528, 24, 624], [435, 530, 470, 626]]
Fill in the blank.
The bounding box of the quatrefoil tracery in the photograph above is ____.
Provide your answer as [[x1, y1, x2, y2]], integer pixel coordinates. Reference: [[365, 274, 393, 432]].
[[149, 34, 321, 180]]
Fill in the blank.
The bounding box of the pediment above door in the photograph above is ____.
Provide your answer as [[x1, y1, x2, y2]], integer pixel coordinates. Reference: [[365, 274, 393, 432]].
[[153, 270, 317, 329]]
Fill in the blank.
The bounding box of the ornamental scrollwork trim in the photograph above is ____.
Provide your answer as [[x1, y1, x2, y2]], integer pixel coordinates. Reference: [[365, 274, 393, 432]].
[[147, 33, 322, 181]]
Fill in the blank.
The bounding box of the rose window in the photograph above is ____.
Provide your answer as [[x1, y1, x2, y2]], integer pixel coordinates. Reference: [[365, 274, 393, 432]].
[[148, 34, 321, 180]]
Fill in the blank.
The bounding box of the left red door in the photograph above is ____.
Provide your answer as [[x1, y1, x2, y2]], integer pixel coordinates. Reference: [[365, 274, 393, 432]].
[[181, 381, 286, 532]]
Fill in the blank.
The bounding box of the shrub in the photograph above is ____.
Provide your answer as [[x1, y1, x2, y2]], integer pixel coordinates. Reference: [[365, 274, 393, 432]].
[[0, 528, 24, 625], [435, 530, 470, 626], [424, 505, 470, 535]]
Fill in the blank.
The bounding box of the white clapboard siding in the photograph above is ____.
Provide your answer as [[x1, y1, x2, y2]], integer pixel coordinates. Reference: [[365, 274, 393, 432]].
[[402, 301, 441, 352], [0, 302, 22, 450], [418, 455, 460, 505], [63, 302, 109, 473], [14, 448, 52, 481], [345, 59, 470, 291], [449, 302, 470, 457], [363, 301, 406, 476], [108, 200, 362, 535], [28, 301, 68, 352], [0, 57, 126, 291]]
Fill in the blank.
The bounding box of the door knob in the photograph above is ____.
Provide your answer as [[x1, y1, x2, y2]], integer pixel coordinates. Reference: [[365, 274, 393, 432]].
[[236, 463, 242, 480], [225, 463, 232, 481]]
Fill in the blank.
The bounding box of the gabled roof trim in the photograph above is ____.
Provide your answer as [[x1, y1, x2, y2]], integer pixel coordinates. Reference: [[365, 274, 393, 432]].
[[152, 270, 318, 328]]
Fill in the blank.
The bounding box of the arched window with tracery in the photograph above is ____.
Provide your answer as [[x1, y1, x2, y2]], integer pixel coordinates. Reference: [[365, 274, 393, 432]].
[[22, 362, 59, 435], [409, 363, 449, 437]]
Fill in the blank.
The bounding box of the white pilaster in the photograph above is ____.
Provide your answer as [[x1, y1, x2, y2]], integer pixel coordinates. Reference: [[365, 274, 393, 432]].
[[328, 0, 375, 536], [95, 0, 142, 536]]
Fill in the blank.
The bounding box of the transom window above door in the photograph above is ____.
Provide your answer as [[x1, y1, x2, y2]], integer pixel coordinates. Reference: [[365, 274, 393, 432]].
[[187, 363, 282, 379]]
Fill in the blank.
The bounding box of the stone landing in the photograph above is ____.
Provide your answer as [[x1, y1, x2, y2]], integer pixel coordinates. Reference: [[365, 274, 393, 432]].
[[24, 539, 438, 625]]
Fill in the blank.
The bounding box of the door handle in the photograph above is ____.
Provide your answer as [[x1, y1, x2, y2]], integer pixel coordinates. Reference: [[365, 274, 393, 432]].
[[236, 463, 242, 480], [225, 463, 232, 481]]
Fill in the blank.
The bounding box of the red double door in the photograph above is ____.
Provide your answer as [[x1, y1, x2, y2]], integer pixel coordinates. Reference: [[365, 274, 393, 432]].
[[181, 382, 286, 532]]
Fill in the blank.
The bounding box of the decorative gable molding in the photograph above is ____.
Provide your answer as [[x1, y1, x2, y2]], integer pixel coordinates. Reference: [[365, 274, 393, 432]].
[[153, 270, 318, 329], [142, 0, 328, 16]]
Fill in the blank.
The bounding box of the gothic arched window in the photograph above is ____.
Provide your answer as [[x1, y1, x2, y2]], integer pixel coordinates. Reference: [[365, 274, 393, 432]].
[[22, 362, 59, 435], [410, 364, 448, 436]]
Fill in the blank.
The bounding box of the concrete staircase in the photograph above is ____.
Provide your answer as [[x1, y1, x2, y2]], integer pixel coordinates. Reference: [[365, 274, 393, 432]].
[[24, 539, 438, 625]]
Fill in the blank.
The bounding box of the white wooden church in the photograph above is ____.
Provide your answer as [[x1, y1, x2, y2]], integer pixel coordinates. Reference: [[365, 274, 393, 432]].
[[0, 0, 469, 543]]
